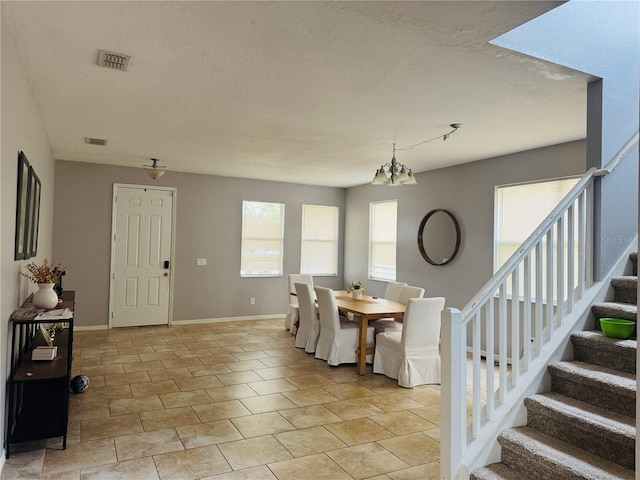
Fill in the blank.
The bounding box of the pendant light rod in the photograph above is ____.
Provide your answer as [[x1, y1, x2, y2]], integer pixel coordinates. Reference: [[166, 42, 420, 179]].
[[395, 123, 462, 152]]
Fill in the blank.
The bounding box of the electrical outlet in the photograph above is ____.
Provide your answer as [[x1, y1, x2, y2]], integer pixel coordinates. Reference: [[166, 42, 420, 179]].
[[250, 298, 255, 305], [196, 258, 207, 266]]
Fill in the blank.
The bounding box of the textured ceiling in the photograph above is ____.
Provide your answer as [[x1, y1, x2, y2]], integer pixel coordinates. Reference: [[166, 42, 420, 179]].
[[2, 1, 590, 187]]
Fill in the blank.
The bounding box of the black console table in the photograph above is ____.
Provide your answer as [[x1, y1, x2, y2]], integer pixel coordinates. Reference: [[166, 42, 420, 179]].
[[5, 290, 75, 457]]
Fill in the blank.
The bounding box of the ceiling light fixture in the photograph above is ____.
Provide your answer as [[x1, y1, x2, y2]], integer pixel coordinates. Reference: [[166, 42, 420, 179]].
[[371, 123, 462, 186], [143, 158, 166, 180]]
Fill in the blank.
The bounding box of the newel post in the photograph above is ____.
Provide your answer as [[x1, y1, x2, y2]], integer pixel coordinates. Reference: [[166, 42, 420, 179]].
[[441, 307, 468, 479]]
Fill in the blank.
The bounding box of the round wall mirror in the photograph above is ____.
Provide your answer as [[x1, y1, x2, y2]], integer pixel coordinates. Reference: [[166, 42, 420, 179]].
[[417, 209, 461, 266]]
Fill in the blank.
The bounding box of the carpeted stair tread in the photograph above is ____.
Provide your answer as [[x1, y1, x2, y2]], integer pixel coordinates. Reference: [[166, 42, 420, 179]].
[[470, 462, 530, 480], [611, 276, 638, 288], [591, 302, 637, 324], [549, 361, 636, 396], [526, 392, 635, 439], [499, 426, 635, 480], [611, 276, 637, 304], [525, 392, 635, 468], [548, 361, 635, 417], [571, 331, 636, 374]]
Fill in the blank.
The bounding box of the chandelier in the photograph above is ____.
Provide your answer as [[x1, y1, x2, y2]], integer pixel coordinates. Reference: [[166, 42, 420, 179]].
[[371, 124, 461, 186], [143, 158, 166, 180]]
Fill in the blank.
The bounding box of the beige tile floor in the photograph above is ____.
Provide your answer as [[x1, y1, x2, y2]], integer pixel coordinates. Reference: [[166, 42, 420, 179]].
[[2, 318, 443, 480]]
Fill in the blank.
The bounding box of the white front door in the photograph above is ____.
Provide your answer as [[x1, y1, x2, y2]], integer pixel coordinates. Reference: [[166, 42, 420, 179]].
[[110, 185, 175, 328]]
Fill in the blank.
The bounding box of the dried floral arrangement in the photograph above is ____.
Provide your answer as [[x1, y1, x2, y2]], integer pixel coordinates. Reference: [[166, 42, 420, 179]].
[[23, 258, 65, 284]]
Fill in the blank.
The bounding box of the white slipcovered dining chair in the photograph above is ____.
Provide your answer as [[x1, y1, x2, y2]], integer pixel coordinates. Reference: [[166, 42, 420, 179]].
[[294, 282, 321, 353], [371, 284, 423, 334], [384, 281, 407, 302], [373, 297, 445, 388], [285, 274, 314, 335], [314, 286, 375, 366], [397, 285, 426, 304]]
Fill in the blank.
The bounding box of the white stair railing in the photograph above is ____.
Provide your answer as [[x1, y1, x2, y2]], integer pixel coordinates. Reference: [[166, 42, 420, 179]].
[[440, 131, 638, 480]]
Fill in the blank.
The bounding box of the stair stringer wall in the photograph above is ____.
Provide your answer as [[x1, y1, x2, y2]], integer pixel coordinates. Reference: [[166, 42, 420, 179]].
[[465, 238, 637, 476]]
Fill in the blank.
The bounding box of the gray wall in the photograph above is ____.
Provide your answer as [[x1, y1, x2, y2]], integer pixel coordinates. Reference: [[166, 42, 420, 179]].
[[494, 1, 640, 280], [55, 140, 588, 328], [53, 161, 345, 327], [587, 79, 639, 279], [344, 140, 587, 310], [54, 140, 588, 328]]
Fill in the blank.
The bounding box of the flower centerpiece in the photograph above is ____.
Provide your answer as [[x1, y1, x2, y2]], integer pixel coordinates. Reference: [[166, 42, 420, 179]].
[[24, 258, 65, 309], [347, 280, 365, 300]]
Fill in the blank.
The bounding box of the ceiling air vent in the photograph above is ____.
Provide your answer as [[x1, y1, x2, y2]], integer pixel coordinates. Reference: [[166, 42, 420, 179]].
[[85, 137, 108, 146], [97, 50, 131, 71]]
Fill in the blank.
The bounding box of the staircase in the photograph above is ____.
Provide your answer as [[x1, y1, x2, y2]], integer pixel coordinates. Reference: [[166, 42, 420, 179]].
[[591, 252, 638, 333], [471, 253, 637, 480]]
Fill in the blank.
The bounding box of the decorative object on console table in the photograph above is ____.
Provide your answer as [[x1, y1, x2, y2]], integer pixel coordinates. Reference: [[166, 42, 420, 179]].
[[11, 307, 44, 320], [38, 323, 56, 346], [33, 283, 58, 309], [32, 346, 57, 361], [54, 270, 66, 296], [347, 281, 365, 300], [23, 258, 65, 309]]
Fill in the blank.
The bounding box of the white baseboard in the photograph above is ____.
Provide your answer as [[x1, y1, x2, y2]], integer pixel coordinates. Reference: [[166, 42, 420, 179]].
[[75, 315, 285, 330], [74, 324, 109, 332], [172, 314, 285, 326]]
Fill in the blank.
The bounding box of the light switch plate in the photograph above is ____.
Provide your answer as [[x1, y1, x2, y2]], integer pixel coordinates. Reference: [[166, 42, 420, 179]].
[[196, 258, 207, 266]]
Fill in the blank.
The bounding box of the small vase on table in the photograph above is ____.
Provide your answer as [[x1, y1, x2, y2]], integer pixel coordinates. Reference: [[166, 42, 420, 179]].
[[352, 289, 363, 300], [33, 283, 59, 309]]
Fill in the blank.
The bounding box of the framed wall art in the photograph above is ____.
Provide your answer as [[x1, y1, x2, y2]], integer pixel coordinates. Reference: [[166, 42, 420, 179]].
[[28, 166, 41, 258], [14, 151, 31, 260], [14, 151, 42, 261]]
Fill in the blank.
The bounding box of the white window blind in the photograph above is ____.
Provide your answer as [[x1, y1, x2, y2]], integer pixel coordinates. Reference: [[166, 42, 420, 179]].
[[240, 201, 284, 277], [300, 205, 338, 276], [369, 200, 397, 281], [495, 177, 580, 298]]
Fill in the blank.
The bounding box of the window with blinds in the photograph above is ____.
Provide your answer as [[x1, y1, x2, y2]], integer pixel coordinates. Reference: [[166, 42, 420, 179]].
[[300, 205, 338, 276], [495, 176, 580, 298], [369, 200, 397, 281], [240, 201, 285, 277]]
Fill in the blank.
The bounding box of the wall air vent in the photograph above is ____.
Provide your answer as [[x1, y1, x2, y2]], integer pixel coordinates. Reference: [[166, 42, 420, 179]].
[[85, 137, 108, 146], [97, 50, 131, 71]]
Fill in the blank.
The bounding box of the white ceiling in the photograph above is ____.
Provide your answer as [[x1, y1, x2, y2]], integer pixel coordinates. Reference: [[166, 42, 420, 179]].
[[3, 1, 590, 188]]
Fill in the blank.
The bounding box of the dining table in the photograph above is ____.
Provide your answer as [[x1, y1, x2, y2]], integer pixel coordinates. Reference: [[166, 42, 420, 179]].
[[334, 291, 406, 375]]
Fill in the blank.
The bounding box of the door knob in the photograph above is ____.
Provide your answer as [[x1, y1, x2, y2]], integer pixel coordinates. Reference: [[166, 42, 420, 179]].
[[163, 272, 169, 277]]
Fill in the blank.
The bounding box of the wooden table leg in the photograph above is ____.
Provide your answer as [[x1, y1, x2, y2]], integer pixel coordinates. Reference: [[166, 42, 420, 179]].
[[357, 314, 367, 375]]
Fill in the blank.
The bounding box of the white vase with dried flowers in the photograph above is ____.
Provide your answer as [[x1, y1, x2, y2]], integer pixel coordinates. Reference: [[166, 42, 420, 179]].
[[347, 281, 365, 300], [24, 259, 65, 309], [33, 283, 58, 309]]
